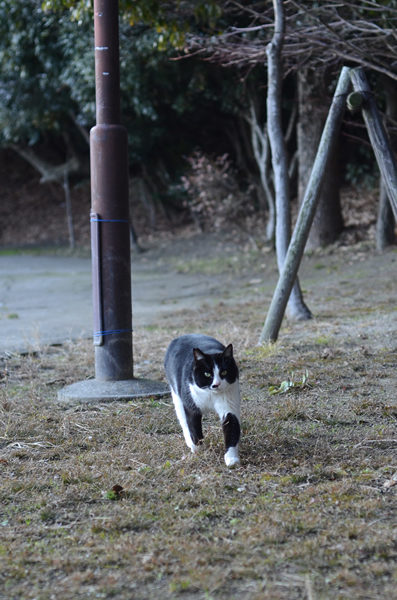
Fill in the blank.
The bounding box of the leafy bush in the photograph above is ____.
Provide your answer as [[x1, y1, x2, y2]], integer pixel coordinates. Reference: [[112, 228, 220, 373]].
[[180, 150, 253, 231]]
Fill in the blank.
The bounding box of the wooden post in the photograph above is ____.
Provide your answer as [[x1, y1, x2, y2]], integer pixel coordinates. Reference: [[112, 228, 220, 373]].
[[259, 66, 352, 344], [349, 67, 397, 221]]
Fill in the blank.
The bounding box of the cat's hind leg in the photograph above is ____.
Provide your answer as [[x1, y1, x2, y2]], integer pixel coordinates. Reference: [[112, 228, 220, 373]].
[[170, 389, 203, 453], [222, 412, 240, 467]]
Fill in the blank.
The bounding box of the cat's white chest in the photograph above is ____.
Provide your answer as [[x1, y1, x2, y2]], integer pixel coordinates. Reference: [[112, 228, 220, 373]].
[[189, 380, 240, 420], [188, 383, 215, 413]]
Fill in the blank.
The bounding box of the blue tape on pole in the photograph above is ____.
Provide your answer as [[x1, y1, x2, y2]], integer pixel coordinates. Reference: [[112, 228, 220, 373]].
[[93, 329, 133, 337]]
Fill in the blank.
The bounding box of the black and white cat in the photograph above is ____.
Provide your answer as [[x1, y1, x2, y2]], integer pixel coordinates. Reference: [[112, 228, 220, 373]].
[[164, 334, 241, 467]]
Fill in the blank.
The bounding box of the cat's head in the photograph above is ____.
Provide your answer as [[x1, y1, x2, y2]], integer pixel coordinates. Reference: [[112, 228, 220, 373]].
[[192, 344, 238, 391]]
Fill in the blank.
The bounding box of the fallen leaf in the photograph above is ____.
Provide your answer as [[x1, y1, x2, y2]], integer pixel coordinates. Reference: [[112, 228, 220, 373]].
[[383, 471, 397, 489], [106, 484, 125, 501]]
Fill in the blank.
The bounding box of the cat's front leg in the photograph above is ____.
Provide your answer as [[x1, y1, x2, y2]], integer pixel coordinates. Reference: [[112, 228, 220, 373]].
[[185, 409, 204, 453], [171, 389, 203, 453], [222, 412, 240, 467]]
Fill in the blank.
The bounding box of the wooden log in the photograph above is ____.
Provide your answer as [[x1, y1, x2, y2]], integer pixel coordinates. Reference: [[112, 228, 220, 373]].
[[259, 66, 352, 344], [350, 67, 397, 221], [346, 91, 363, 112]]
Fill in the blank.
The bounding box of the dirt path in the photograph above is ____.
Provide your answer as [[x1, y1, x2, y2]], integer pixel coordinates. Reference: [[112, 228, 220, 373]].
[[1, 231, 397, 359], [0, 233, 273, 356]]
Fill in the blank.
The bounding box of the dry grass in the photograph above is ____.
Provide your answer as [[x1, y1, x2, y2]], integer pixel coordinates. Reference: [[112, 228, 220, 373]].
[[1, 271, 397, 600]]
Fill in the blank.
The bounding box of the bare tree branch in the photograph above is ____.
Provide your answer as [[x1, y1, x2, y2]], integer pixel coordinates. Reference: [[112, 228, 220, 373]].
[[184, 1, 397, 81], [9, 144, 81, 184]]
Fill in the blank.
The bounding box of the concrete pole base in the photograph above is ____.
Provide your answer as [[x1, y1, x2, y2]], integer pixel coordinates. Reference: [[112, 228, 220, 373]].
[[57, 378, 170, 406]]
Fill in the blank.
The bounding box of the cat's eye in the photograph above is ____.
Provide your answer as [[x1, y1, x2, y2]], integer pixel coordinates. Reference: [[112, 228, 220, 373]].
[[221, 370, 227, 376], [204, 372, 212, 378]]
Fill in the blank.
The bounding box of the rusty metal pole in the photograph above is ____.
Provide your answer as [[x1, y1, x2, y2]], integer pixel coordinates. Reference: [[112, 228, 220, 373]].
[[90, 0, 133, 380], [58, 0, 169, 403]]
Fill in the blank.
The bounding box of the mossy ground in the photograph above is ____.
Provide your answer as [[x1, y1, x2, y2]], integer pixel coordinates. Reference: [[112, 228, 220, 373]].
[[1, 237, 397, 600]]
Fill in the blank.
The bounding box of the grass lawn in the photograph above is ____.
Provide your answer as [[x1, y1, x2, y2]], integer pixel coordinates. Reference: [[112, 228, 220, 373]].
[[1, 243, 397, 600]]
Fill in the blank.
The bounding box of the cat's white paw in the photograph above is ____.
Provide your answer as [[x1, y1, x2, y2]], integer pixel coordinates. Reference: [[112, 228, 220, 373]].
[[225, 456, 240, 468], [224, 447, 240, 467], [190, 442, 203, 454]]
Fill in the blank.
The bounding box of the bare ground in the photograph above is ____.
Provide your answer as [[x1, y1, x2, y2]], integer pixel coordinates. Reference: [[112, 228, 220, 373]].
[[0, 159, 396, 599]]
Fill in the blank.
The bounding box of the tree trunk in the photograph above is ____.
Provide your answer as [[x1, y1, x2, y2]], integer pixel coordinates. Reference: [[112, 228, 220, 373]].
[[377, 181, 395, 250], [376, 76, 397, 251], [246, 97, 275, 241], [266, 0, 311, 321], [297, 68, 344, 249], [63, 167, 76, 250]]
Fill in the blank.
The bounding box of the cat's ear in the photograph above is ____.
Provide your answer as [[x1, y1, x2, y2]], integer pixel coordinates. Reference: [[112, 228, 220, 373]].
[[223, 344, 233, 358], [193, 348, 206, 362]]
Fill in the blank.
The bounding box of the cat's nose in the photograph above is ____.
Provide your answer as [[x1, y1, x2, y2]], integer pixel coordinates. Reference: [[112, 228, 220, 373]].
[[212, 382, 220, 389]]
